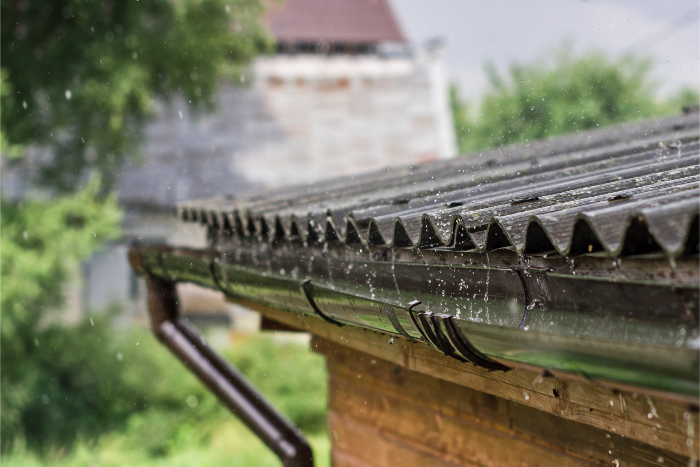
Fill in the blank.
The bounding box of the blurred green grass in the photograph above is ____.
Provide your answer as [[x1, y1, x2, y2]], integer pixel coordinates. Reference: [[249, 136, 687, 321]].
[[4, 424, 330, 467], [2, 317, 330, 467]]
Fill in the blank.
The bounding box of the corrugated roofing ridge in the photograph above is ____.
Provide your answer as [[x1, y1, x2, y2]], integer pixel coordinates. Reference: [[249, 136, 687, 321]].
[[182, 113, 696, 216], [181, 118, 698, 228], [178, 114, 700, 258]]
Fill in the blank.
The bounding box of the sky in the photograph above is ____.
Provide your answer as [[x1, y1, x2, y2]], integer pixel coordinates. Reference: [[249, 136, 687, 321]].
[[388, 0, 699, 100]]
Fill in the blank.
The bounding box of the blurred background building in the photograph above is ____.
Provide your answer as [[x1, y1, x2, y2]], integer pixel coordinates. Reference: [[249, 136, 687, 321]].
[[84, 0, 456, 326]]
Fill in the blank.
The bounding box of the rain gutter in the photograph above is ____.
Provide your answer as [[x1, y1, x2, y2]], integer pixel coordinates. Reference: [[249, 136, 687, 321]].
[[129, 243, 699, 399]]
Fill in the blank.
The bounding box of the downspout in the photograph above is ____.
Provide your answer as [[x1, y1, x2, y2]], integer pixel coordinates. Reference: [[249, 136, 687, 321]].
[[134, 251, 314, 467]]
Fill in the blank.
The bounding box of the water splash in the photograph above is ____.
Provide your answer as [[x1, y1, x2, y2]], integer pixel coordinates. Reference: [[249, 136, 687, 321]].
[[646, 397, 658, 419], [391, 250, 400, 294], [484, 252, 491, 323]]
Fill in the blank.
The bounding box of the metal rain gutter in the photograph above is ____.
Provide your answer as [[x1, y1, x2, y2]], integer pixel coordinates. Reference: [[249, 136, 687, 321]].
[[129, 243, 699, 399]]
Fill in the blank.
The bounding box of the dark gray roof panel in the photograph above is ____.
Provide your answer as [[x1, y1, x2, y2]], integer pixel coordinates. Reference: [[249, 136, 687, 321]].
[[178, 113, 700, 258]]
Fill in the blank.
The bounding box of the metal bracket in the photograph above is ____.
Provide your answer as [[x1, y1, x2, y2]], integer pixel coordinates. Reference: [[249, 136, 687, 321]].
[[301, 279, 345, 327], [406, 299, 509, 372]]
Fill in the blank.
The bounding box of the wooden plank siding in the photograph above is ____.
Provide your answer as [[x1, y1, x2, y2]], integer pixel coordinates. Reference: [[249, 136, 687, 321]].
[[232, 299, 699, 464], [321, 338, 687, 467]]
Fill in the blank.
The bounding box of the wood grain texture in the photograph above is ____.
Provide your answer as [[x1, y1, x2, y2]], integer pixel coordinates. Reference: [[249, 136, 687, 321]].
[[230, 298, 699, 458], [322, 339, 689, 467], [330, 413, 473, 467]]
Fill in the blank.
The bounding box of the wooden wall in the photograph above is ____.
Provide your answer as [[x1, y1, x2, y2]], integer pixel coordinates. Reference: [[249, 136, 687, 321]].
[[316, 339, 689, 467], [243, 299, 698, 467]]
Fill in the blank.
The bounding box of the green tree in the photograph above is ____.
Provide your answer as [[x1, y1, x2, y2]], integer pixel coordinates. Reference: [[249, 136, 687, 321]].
[[452, 47, 699, 154], [1, 0, 272, 453], [2, 0, 271, 190], [1, 180, 123, 449]]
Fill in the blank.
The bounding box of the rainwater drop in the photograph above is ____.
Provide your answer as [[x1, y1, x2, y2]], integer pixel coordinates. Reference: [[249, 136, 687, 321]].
[[65, 90, 71, 99], [522, 392, 530, 401], [388, 337, 394, 344], [41, 395, 49, 404], [90, 318, 94, 326], [117, 352, 123, 361], [657, 457, 664, 463], [186, 395, 198, 408], [647, 397, 658, 419]]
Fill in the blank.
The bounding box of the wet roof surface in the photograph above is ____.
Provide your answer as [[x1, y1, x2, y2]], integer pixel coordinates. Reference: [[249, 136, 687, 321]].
[[179, 112, 700, 258]]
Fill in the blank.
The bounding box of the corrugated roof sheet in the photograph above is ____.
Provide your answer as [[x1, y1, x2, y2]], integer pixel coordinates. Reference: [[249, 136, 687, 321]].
[[179, 112, 700, 258], [266, 0, 405, 44]]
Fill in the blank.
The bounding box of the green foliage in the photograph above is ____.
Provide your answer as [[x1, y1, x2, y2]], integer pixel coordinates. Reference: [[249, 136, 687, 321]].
[[1, 0, 272, 190], [452, 47, 689, 154], [1, 180, 123, 450], [227, 334, 329, 432], [1, 318, 329, 464], [1, 0, 324, 464], [0, 70, 24, 159], [665, 87, 700, 114], [3, 424, 330, 467]]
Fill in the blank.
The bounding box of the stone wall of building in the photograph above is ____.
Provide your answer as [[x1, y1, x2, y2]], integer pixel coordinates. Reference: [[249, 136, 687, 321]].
[[240, 51, 456, 186], [119, 48, 455, 206], [90, 48, 456, 325]]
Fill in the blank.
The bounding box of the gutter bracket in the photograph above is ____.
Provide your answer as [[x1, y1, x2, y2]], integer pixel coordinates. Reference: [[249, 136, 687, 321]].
[[301, 279, 345, 327]]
